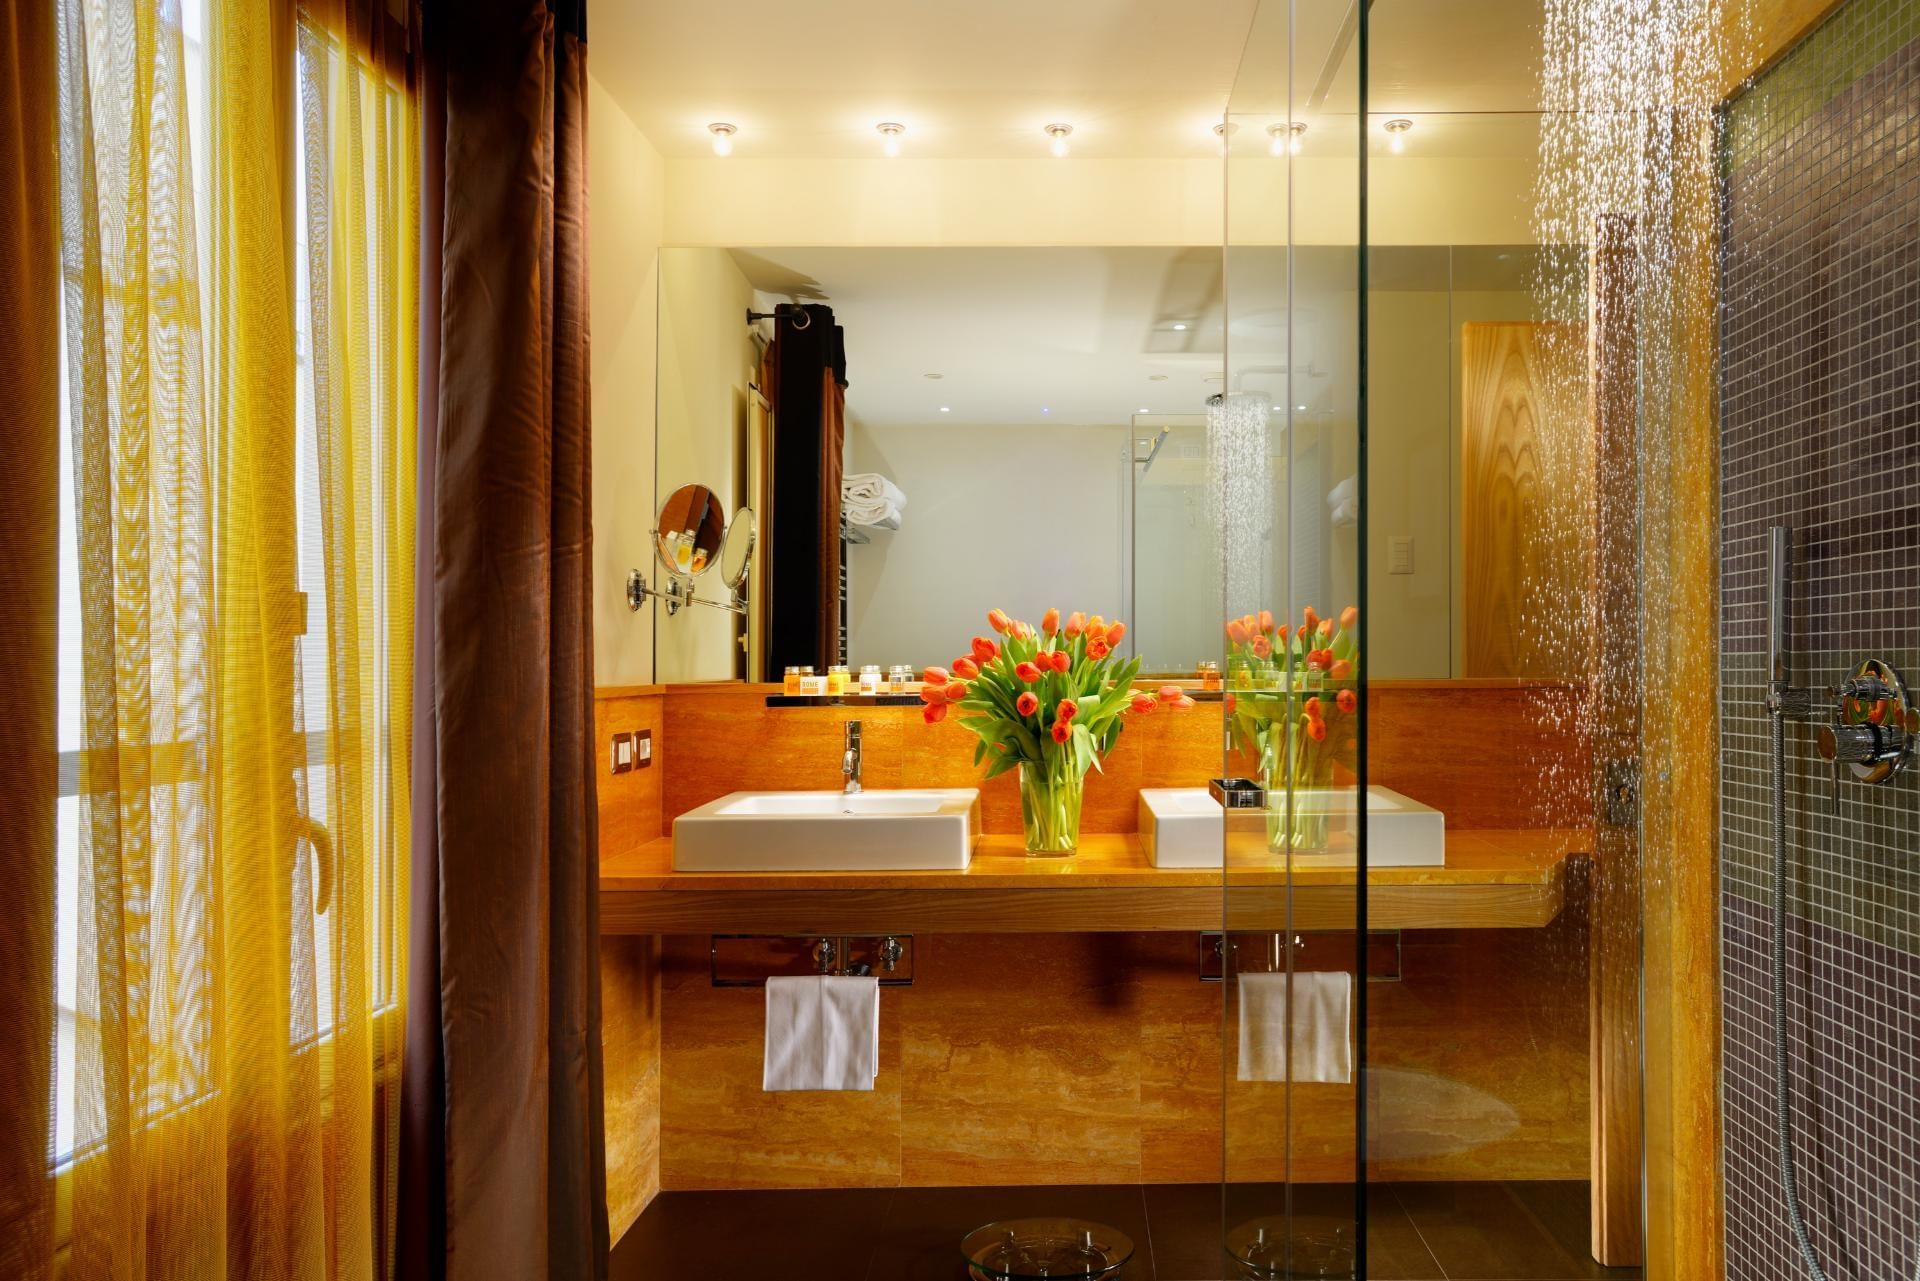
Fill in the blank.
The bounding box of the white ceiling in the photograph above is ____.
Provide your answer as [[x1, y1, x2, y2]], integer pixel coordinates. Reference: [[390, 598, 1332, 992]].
[[591, 0, 1551, 162], [727, 247, 1227, 428]]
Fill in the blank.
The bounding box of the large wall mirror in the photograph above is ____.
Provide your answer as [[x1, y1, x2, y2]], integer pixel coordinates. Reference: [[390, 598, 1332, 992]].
[[651, 242, 1585, 682]]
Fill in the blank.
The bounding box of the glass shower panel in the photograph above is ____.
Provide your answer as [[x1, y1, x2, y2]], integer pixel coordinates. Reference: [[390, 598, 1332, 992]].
[[1221, 0, 1365, 1275]]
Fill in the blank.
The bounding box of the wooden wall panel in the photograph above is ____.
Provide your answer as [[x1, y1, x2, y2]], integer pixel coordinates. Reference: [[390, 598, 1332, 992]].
[[661, 684, 1227, 835], [654, 923, 1590, 1191], [596, 689, 666, 1235], [1366, 680, 1593, 830], [1460, 323, 1592, 680]]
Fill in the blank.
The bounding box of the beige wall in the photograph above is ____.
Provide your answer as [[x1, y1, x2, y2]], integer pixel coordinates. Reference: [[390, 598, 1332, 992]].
[[844, 420, 1132, 668], [589, 75, 665, 687], [653, 248, 759, 682]]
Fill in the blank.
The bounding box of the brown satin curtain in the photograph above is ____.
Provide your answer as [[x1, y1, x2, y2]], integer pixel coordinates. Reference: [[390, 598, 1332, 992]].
[[0, 3, 59, 1273], [401, 2, 607, 1279]]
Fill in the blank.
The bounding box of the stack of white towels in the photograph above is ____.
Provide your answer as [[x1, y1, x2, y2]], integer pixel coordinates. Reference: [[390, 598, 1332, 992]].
[[842, 472, 906, 533]]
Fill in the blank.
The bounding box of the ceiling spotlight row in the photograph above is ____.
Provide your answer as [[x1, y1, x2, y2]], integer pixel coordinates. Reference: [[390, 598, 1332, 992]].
[[707, 116, 1412, 158], [706, 120, 1079, 157]]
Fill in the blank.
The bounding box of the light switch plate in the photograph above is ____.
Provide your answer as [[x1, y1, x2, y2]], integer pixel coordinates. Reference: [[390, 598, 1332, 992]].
[[1388, 536, 1414, 575], [610, 732, 634, 774], [635, 729, 652, 769]]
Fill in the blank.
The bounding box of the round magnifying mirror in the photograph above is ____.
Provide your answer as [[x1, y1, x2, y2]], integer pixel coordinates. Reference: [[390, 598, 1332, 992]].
[[654, 483, 726, 578], [718, 508, 756, 593]]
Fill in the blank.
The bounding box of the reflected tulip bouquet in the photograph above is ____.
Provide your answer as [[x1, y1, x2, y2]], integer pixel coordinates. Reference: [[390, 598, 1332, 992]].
[[1225, 605, 1360, 851], [925, 607, 1193, 854]]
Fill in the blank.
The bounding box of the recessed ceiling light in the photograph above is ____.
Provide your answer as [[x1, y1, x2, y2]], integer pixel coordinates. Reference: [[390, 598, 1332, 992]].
[[1271, 121, 1307, 156], [924, 372, 943, 379], [939, 406, 951, 413], [1042, 406, 1051, 413], [1212, 121, 1238, 139], [1297, 404, 1308, 411], [1384, 118, 1413, 154], [1044, 123, 1073, 158], [1138, 406, 1150, 413], [708, 122, 737, 156], [1171, 322, 1188, 331], [876, 122, 906, 157]]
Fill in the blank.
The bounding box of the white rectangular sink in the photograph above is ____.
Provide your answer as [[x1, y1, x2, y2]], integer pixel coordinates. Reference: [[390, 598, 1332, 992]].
[[672, 789, 981, 872], [1139, 786, 1445, 869]]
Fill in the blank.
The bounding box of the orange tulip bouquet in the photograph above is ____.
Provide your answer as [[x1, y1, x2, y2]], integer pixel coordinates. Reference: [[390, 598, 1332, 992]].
[[1225, 605, 1360, 852], [924, 607, 1195, 855]]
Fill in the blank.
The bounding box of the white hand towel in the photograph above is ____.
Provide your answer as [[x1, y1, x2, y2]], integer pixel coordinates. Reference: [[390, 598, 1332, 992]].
[[763, 975, 880, 1092], [1237, 970, 1352, 1084]]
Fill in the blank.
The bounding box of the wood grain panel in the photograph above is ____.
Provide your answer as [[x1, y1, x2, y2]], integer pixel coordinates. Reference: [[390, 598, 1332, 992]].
[[654, 925, 1590, 1192], [1639, 116, 1724, 1281], [657, 935, 902, 1189], [596, 689, 666, 858], [601, 934, 660, 1237], [1588, 217, 1643, 1269], [1366, 681, 1593, 829], [1460, 322, 1592, 679], [661, 684, 1226, 835]]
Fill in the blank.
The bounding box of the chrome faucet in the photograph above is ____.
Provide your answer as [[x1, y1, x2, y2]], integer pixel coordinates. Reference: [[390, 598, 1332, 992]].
[[842, 720, 863, 795]]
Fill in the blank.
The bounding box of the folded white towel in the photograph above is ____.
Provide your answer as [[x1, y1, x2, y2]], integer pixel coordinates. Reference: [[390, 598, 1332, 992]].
[[763, 976, 880, 1092], [1237, 970, 1352, 1084], [842, 474, 907, 528]]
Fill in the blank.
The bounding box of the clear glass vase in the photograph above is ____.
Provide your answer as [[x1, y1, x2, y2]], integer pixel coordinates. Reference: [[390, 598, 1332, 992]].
[[1018, 760, 1085, 856], [1258, 718, 1335, 854]]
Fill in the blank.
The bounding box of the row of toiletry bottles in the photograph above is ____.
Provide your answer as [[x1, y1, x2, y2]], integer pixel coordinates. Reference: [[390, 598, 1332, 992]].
[[782, 664, 916, 697]]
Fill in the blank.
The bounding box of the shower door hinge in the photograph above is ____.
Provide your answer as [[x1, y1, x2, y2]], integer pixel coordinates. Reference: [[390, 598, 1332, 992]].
[[1601, 758, 1639, 828]]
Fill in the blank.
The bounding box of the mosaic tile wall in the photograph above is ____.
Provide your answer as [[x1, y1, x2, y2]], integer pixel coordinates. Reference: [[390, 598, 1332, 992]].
[[1721, 1, 1920, 1277]]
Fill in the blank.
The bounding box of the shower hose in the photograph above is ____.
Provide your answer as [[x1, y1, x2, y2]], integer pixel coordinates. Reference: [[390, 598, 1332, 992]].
[[1768, 709, 1920, 1281]]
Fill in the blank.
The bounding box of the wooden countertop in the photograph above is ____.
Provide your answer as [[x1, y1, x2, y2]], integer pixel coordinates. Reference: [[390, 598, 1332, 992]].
[[599, 829, 1591, 935]]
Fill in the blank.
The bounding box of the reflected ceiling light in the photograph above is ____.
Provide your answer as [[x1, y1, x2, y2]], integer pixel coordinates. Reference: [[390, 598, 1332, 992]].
[[708, 122, 737, 156], [1044, 123, 1074, 157], [1271, 121, 1307, 156], [1138, 406, 1151, 413], [876, 121, 906, 157], [1211, 121, 1238, 143], [1171, 322, 1189, 331], [1384, 117, 1413, 154], [939, 406, 951, 413]]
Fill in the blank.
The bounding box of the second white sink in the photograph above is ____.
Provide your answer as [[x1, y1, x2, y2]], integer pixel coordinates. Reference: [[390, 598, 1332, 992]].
[[1139, 785, 1445, 868], [672, 789, 981, 872]]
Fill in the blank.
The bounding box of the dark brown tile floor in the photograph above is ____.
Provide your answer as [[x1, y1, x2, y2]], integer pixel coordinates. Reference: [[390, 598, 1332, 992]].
[[608, 1180, 1643, 1281]]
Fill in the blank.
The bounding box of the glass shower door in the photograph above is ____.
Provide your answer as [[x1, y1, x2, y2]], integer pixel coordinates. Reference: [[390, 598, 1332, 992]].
[[1221, 0, 1366, 1274]]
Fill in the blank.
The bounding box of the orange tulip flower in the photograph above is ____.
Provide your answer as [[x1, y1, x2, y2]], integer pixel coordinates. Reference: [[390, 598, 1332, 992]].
[[923, 701, 949, 724], [972, 635, 1000, 664], [1050, 649, 1071, 674], [919, 685, 945, 704], [1337, 688, 1358, 714], [1089, 615, 1105, 634], [1104, 620, 1127, 646], [1303, 695, 1324, 721], [1303, 606, 1321, 633], [952, 656, 980, 680], [1227, 619, 1249, 644], [1130, 692, 1157, 714], [1017, 691, 1039, 717], [1258, 609, 1274, 632], [1052, 719, 1072, 744], [1088, 639, 1111, 660], [1015, 661, 1043, 683], [1251, 635, 1272, 659], [943, 681, 969, 703], [1170, 695, 1197, 710], [987, 608, 1012, 634], [1159, 685, 1184, 701], [1304, 715, 1328, 743], [1317, 618, 1334, 640], [1340, 605, 1359, 628], [1329, 659, 1353, 681], [1065, 611, 1086, 638], [1057, 698, 1079, 722], [1042, 607, 1060, 636], [923, 665, 950, 686], [1306, 649, 1329, 671]]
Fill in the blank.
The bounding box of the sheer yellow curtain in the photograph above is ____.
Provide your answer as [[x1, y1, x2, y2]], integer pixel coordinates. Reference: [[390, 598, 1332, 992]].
[[52, 0, 416, 1274]]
